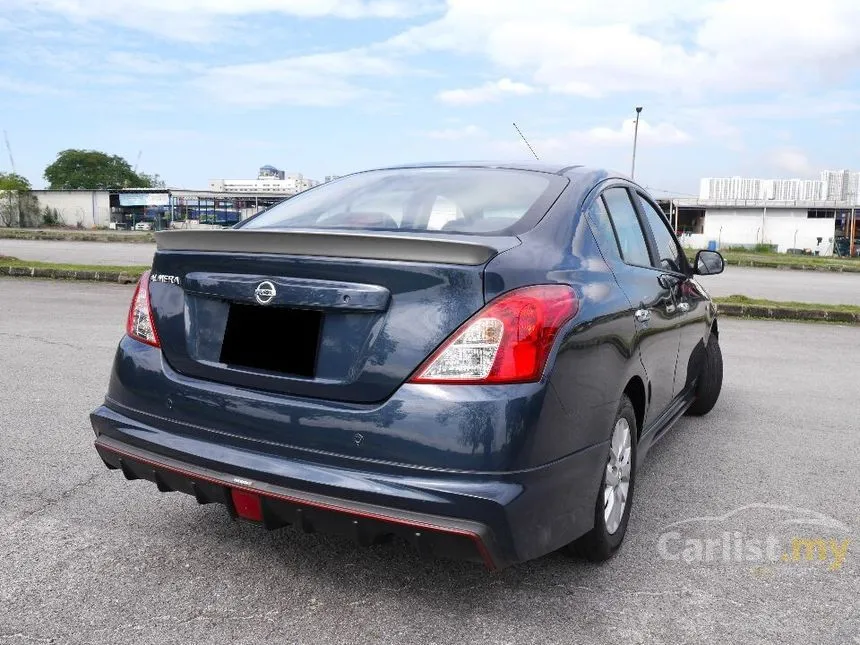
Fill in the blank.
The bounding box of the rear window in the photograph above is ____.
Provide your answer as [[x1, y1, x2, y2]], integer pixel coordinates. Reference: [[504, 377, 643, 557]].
[[240, 168, 560, 235]]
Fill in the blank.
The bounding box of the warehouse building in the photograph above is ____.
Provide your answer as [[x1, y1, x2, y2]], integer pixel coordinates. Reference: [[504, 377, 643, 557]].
[[660, 197, 858, 256], [28, 188, 292, 230]]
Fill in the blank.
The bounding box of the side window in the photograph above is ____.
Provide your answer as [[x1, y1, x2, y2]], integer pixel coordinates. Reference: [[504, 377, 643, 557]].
[[601, 188, 651, 267], [638, 195, 684, 273], [584, 195, 622, 261]]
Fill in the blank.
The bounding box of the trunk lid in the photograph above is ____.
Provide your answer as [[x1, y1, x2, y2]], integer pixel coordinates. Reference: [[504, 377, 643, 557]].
[[148, 229, 518, 403]]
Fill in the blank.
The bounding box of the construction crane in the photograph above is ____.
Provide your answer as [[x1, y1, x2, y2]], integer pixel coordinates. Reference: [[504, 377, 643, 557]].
[[133, 150, 142, 173], [3, 131, 15, 173]]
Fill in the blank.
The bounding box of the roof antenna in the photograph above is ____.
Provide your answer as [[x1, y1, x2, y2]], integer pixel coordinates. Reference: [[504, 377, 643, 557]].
[[512, 122, 540, 161]]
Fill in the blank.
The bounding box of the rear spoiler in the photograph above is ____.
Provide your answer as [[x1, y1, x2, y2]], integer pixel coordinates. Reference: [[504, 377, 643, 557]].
[[155, 229, 520, 266]]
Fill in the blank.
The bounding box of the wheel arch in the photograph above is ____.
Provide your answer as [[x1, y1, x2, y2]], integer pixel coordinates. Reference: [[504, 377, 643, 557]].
[[623, 376, 646, 439]]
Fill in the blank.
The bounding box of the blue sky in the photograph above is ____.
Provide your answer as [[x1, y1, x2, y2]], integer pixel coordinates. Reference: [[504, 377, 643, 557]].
[[3, 0, 860, 196]]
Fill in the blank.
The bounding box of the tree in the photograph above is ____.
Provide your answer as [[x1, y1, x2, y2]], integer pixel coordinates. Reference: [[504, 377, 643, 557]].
[[137, 172, 166, 188], [43, 149, 159, 189], [0, 172, 31, 192], [0, 172, 32, 227]]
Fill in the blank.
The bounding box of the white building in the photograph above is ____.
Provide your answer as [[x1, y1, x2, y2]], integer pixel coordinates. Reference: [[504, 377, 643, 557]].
[[701, 169, 860, 202], [820, 169, 860, 200], [770, 178, 824, 201], [671, 196, 853, 255], [209, 165, 319, 195], [699, 177, 767, 200]]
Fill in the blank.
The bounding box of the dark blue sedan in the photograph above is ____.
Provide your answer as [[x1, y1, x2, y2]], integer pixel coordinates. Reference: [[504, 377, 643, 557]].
[[91, 162, 725, 569]]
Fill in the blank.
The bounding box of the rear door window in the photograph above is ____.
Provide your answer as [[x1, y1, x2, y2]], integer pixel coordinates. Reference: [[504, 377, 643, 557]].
[[601, 188, 652, 267], [584, 195, 622, 261], [637, 195, 685, 273]]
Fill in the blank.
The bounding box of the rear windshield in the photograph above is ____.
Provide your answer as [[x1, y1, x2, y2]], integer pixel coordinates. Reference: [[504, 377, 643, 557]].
[[240, 168, 560, 235]]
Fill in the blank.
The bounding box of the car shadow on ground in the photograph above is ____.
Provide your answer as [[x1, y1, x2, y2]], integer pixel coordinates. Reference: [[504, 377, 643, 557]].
[[140, 418, 707, 609]]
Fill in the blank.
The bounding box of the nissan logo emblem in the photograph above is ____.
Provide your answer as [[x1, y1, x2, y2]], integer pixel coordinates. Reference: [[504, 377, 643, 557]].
[[254, 281, 277, 305]]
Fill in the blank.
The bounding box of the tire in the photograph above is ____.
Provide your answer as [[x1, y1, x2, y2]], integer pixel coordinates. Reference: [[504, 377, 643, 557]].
[[686, 332, 723, 417], [569, 395, 637, 562]]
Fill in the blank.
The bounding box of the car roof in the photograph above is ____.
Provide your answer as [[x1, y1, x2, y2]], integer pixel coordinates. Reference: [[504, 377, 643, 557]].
[[366, 160, 585, 175], [362, 161, 632, 184]]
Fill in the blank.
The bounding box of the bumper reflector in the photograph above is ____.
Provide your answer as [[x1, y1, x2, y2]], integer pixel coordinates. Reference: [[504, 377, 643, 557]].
[[231, 489, 263, 522]]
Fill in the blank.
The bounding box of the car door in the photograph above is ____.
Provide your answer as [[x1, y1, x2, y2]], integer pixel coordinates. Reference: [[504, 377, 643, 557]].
[[634, 192, 711, 397], [598, 186, 683, 428]]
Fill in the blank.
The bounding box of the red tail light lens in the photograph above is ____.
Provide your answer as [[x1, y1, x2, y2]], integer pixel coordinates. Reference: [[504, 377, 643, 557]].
[[126, 270, 160, 347], [409, 285, 578, 385]]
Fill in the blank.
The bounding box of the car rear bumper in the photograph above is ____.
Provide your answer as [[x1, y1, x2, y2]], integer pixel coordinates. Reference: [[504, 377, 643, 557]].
[[91, 404, 608, 569]]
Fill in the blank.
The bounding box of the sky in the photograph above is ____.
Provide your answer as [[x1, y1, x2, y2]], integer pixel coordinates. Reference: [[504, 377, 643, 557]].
[[2, 0, 860, 197]]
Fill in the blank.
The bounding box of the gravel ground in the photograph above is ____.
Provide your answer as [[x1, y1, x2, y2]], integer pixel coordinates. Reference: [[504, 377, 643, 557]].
[[0, 278, 857, 644]]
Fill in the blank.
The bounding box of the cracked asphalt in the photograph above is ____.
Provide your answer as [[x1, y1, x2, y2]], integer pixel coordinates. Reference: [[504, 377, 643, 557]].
[[0, 277, 858, 644]]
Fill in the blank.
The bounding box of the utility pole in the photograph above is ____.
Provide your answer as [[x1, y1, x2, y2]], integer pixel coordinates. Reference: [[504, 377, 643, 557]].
[[631, 107, 643, 179]]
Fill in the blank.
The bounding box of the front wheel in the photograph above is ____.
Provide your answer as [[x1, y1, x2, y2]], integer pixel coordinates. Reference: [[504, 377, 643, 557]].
[[569, 395, 637, 562], [686, 332, 723, 416]]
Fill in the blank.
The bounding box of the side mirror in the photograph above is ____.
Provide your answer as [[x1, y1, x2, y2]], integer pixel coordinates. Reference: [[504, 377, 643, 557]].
[[693, 250, 725, 276]]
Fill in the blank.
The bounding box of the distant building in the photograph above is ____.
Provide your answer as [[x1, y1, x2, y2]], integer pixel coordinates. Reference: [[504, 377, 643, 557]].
[[258, 165, 285, 180], [820, 170, 860, 200], [700, 170, 860, 202], [770, 178, 824, 201], [699, 177, 767, 200], [208, 168, 319, 195], [324, 175, 343, 183]]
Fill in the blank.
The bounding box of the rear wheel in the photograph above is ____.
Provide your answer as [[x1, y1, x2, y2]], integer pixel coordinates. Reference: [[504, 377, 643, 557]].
[[686, 332, 723, 416], [570, 395, 637, 562]]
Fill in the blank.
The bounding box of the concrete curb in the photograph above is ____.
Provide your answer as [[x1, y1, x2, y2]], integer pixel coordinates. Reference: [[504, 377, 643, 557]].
[[717, 303, 860, 324], [1, 265, 141, 284]]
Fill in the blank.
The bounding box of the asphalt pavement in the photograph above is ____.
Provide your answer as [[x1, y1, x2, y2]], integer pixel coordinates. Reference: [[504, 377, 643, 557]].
[[0, 238, 156, 266], [0, 278, 857, 644], [3, 239, 860, 304], [697, 265, 860, 305]]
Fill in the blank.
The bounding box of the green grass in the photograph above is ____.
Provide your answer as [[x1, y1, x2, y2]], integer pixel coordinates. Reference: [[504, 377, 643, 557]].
[[686, 249, 860, 271], [0, 227, 155, 243], [715, 294, 860, 315], [0, 255, 148, 276]]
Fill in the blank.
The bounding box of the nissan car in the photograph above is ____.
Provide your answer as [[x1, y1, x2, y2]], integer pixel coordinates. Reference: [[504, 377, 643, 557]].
[[90, 162, 725, 569]]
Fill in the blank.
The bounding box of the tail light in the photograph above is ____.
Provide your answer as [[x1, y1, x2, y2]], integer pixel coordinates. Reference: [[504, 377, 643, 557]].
[[126, 270, 160, 347], [409, 285, 578, 385]]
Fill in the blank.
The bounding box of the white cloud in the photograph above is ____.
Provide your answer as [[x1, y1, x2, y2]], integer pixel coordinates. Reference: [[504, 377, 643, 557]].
[[490, 119, 691, 162], [423, 125, 485, 139], [437, 78, 535, 105], [198, 49, 403, 107], [11, 0, 441, 40], [386, 0, 860, 98], [770, 148, 816, 177], [104, 52, 201, 76], [574, 119, 691, 147], [0, 75, 61, 95]]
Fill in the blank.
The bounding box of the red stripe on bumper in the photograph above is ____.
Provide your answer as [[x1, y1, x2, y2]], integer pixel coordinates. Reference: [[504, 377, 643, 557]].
[[95, 439, 497, 570]]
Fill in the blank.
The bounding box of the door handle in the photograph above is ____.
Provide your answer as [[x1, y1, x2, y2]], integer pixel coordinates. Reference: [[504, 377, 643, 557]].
[[634, 309, 651, 324]]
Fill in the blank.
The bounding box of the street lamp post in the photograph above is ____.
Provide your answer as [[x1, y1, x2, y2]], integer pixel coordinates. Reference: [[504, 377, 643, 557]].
[[631, 106, 643, 179]]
